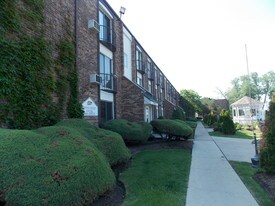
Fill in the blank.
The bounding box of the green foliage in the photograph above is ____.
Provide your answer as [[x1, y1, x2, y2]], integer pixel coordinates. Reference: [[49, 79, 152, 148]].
[[219, 110, 236, 135], [180, 89, 209, 115], [0, 1, 83, 129], [0, 0, 19, 33], [57, 40, 83, 119], [150, 119, 193, 139], [230, 161, 275, 206], [260, 102, 275, 173], [185, 121, 197, 129], [203, 113, 218, 126], [0, 36, 58, 129], [225, 71, 275, 105], [234, 122, 242, 130], [102, 119, 152, 143], [171, 108, 186, 121], [179, 96, 195, 118], [56, 119, 131, 165], [121, 149, 191, 206], [0, 126, 116, 205]]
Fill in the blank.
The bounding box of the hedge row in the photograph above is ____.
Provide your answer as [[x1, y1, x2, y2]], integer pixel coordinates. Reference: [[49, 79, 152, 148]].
[[101, 119, 152, 143], [151, 119, 193, 139], [0, 119, 130, 205]]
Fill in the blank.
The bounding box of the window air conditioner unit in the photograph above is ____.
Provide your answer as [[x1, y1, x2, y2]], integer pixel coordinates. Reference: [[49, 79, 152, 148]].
[[90, 74, 101, 85], [88, 19, 100, 32]]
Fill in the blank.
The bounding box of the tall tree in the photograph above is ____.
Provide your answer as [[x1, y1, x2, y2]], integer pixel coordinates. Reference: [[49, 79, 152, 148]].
[[180, 89, 207, 115], [260, 71, 275, 106], [225, 71, 273, 104]]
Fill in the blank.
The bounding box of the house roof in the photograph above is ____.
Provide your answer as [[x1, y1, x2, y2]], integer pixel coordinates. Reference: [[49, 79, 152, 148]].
[[214, 99, 229, 110], [231, 96, 263, 106]]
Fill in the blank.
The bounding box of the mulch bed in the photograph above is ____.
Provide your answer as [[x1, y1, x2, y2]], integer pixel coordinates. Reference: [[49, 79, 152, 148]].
[[254, 172, 275, 202], [91, 139, 193, 206]]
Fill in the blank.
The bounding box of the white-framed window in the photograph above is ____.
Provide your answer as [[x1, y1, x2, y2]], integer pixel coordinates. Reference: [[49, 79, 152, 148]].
[[137, 72, 142, 86], [155, 84, 158, 99], [239, 109, 245, 116], [147, 59, 151, 79], [148, 80, 152, 93]]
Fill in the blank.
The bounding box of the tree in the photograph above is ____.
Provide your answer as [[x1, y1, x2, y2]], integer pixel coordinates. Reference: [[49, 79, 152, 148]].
[[260, 71, 275, 107], [180, 89, 206, 115], [225, 71, 274, 105], [178, 96, 195, 118], [260, 102, 275, 173]]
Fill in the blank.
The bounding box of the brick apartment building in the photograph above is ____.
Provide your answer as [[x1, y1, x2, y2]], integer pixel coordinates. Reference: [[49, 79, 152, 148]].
[[45, 0, 181, 124]]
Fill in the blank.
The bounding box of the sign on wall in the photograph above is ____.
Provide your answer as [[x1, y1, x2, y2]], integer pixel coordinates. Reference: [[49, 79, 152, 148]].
[[82, 97, 98, 117]]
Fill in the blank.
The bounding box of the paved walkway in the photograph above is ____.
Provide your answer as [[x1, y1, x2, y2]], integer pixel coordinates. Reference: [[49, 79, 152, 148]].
[[212, 136, 256, 163], [186, 122, 258, 206]]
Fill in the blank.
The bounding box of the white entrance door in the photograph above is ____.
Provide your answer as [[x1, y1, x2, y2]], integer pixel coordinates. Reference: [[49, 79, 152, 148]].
[[144, 106, 152, 122]]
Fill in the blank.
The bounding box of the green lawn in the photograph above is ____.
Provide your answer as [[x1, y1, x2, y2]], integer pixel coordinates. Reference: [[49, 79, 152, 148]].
[[209, 129, 262, 139], [230, 161, 274, 206], [121, 149, 191, 206]]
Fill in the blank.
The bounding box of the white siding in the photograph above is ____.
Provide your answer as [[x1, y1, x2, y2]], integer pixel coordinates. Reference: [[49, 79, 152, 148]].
[[123, 27, 132, 80]]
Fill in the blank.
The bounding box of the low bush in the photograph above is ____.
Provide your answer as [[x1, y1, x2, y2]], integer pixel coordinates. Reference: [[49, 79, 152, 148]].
[[185, 120, 197, 129], [150, 119, 193, 139], [184, 120, 198, 138], [56, 119, 131, 165], [234, 122, 242, 130], [101, 119, 152, 143], [219, 110, 236, 135], [0, 126, 115, 205], [171, 109, 186, 121]]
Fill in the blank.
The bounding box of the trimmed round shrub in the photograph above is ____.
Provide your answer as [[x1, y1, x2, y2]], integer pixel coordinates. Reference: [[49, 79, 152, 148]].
[[171, 108, 185, 121], [56, 119, 131, 165], [0, 126, 115, 205], [184, 120, 197, 138], [150, 119, 193, 139], [101, 119, 152, 143]]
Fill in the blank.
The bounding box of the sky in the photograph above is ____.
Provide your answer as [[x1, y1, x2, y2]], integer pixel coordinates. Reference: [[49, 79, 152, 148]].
[[107, 0, 275, 99]]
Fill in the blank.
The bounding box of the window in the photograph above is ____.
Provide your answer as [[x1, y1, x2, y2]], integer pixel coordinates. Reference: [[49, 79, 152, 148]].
[[136, 48, 142, 71], [239, 109, 245, 116], [148, 80, 152, 93], [155, 107, 159, 119], [100, 101, 113, 122], [233, 109, 236, 116], [155, 85, 158, 99], [137, 72, 143, 86], [251, 109, 256, 116], [147, 59, 151, 79], [100, 53, 113, 90], [154, 67, 157, 81], [99, 10, 111, 43]]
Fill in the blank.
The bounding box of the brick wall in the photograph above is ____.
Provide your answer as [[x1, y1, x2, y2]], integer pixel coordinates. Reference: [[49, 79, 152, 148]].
[[76, 0, 99, 124], [121, 77, 144, 122], [164, 99, 176, 119], [113, 18, 124, 119]]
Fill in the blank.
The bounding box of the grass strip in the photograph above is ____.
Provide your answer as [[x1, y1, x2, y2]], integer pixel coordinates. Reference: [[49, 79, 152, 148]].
[[121, 149, 191, 206], [230, 161, 274, 206], [209, 130, 261, 139]]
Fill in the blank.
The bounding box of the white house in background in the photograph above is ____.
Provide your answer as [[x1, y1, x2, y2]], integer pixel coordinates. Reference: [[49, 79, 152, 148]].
[[231, 96, 268, 125]]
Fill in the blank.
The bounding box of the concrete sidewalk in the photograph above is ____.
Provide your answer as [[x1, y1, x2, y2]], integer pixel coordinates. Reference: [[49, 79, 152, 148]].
[[186, 122, 258, 206], [212, 136, 256, 163]]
